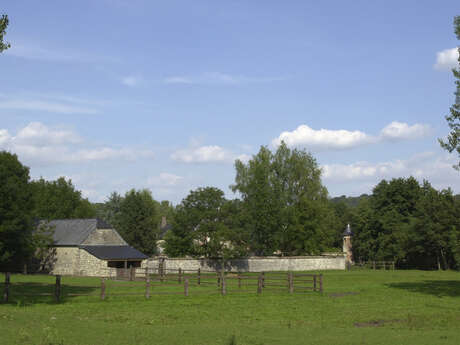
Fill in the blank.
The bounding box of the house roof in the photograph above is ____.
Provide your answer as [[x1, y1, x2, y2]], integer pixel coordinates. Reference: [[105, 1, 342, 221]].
[[80, 245, 148, 260], [343, 223, 353, 236], [39, 218, 115, 246]]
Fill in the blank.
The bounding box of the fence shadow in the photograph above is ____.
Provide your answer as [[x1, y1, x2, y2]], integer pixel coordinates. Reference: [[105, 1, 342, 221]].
[[386, 280, 460, 298], [1, 282, 99, 305]]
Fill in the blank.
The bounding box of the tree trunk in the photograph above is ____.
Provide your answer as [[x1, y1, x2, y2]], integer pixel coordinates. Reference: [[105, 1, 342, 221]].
[[440, 248, 447, 270]]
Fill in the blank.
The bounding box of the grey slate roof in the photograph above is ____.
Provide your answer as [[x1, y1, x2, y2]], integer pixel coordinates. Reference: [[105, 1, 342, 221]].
[[80, 245, 148, 260], [40, 218, 114, 246], [343, 223, 353, 236]]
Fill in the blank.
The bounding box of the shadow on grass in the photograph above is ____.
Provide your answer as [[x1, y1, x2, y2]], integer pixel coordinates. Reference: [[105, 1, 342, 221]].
[[387, 280, 460, 297], [1, 282, 99, 305]]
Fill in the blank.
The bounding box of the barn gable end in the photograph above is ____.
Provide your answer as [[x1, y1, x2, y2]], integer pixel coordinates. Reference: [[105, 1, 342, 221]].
[[39, 218, 147, 277]]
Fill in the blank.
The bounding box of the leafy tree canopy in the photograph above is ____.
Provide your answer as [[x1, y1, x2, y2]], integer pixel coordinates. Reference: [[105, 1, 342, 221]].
[[439, 16, 460, 170], [0, 151, 33, 267], [117, 189, 159, 256], [0, 14, 11, 53], [231, 142, 334, 256], [30, 177, 95, 220], [165, 187, 234, 258]]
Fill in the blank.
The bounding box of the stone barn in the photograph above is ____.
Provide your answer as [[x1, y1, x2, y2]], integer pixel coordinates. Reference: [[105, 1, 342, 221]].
[[39, 218, 148, 277]]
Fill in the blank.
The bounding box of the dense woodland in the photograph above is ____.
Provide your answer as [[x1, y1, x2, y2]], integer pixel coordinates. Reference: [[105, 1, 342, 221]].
[[1, 145, 459, 271]]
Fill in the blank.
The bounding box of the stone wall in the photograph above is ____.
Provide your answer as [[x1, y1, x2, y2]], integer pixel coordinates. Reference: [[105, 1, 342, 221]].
[[51, 247, 118, 277], [51, 247, 79, 276], [82, 229, 127, 245], [147, 254, 346, 273]]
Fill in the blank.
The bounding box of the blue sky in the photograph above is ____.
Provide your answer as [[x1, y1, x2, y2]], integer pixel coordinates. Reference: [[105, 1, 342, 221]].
[[1, 0, 459, 203]]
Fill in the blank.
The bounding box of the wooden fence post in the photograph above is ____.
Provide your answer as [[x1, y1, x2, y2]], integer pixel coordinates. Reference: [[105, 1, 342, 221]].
[[261, 272, 265, 288], [221, 272, 226, 295], [158, 259, 164, 282], [217, 272, 221, 287], [178, 268, 182, 284], [288, 272, 294, 294], [101, 278, 106, 300], [383, 262, 386, 270], [158, 260, 162, 281], [373, 261, 376, 270], [197, 268, 201, 285], [184, 278, 189, 297], [313, 275, 317, 291], [3, 272, 10, 303], [392, 261, 395, 270], [237, 272, 241, 289], [319, 274, 323, 293], [257, 273, 263, 294], [145, 271, 150, 299], [55, 275, 61, 303], [130, 266, 135, 281]]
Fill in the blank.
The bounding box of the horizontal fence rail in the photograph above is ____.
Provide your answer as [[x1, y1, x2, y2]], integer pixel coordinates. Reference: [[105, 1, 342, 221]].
[[1, 268, 324, 303]]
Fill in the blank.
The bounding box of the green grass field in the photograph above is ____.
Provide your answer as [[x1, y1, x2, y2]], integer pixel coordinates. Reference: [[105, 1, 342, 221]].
[[1, 270, 460, 345]]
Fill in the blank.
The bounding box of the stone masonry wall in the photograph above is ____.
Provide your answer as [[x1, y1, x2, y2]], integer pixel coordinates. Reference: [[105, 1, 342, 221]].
[[82, 229, 127, 245], [147, 254, 346, 273], [51, 247, 79, 276], [51, 247, 118, 277]]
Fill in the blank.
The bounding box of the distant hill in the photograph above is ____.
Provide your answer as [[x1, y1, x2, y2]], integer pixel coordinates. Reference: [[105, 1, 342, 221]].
[[329, 194, 370, 208]]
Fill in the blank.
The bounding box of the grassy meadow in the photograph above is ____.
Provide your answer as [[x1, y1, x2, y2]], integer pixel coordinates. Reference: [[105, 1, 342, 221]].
[[1, 270, 460, 345]]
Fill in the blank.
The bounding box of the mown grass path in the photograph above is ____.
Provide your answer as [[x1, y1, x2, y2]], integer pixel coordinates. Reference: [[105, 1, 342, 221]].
[[1, 270, 460, 345]]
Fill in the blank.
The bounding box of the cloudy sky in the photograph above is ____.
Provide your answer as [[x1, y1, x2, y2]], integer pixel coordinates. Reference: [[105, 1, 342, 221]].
[[1, 1, 459, 203]]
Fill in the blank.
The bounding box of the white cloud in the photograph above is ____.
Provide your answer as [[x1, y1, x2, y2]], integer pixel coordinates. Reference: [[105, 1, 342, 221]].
[[121, 75, 142, 87], [171, 143, 251, 164], [0, 94, 100, 115], [0, 122, 154, 166], [148, 172, 184, 186], [0, 129, 11, 146], [236, 153, 251, 163], [164, 72, 284, 85], [380, 121, 431, 140], [272, 122, 431, 151], [171, 145, 233, 163], [434, 47, 459, 70], [5, 42, 119, 64], [322, 152, 459, 193], [272, 125, 374, 150], [15, 122, 81, 146]]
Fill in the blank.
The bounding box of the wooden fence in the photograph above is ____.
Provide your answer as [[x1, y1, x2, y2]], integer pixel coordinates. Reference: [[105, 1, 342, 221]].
[[1, 268, 323, 303]]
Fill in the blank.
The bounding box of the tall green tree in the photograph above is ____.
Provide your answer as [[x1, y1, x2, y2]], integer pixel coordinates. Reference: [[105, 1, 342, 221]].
[[232, 146, 280, 255], [30, 177, 95, 220], [406, 181, 460, 270], [0, 152, 33, 268], [164, 187, 232, 258], [0, 14, 11, 53], [117, 189, 159, 255], [231, 142, 334, 255], [94, 191, 124, 228], [352, 177, 422, 263], [439, 16, 460, 170]]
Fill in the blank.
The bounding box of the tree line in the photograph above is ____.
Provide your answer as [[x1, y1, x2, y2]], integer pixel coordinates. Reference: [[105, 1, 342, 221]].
[[335, 177, 460, 270], [1, 144, 459, 270]]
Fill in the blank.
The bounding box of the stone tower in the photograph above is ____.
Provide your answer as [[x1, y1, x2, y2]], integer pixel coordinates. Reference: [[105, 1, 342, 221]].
[[343, 223, 353, 267]]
